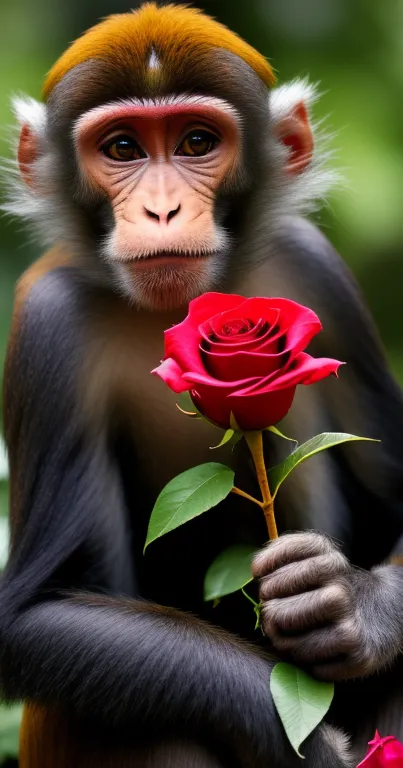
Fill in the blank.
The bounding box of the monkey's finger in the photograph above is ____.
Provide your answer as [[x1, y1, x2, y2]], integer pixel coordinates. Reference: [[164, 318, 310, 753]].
[[252, 532, 336, 578], [269, 622, 358, 665], [259, 554, 349, 600], [262, 584, 349, 635]]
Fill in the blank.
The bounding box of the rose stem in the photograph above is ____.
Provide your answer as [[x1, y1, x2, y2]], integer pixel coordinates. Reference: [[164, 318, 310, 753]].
[[231, 486, 263, 508], [244, 431, 278, 540]]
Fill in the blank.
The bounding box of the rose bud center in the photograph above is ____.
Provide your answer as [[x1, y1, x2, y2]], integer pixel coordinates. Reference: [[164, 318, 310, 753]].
[[220, 318, 254, 336], [199, 316, 288, 383]]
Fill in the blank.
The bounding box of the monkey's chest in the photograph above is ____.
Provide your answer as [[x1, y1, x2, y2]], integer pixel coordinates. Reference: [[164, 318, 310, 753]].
[[114, 370, 265, 617]]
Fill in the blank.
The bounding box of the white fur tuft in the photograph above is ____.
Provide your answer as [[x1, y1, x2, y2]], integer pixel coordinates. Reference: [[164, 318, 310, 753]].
[[322, 724, 354, 767], [0, 95, 87, 251], [270, 78, 319, 123], [11, 95, 47, 133], [268, 78, 342, 224]]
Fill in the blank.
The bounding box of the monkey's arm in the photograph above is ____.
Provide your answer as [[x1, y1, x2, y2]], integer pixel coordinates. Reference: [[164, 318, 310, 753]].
[[268, 217, 403, 559], [249, 219, 403, 680], [1, 266, 348, 768]]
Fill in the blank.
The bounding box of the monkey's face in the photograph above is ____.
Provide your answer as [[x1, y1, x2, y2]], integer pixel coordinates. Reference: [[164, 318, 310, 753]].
[[74, 96, 241, 311], [14, 5, 314, 315]]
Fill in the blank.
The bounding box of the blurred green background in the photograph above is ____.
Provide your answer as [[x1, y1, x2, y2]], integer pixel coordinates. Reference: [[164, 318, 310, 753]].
[[1, 0, 403, 761]]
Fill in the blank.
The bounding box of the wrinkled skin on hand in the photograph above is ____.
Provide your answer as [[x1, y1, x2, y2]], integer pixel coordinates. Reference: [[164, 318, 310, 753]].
[[252, 532, 402, 681]]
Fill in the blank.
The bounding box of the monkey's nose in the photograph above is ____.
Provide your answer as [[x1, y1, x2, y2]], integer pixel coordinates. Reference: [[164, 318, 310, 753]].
[[144, 204, 181, 224]]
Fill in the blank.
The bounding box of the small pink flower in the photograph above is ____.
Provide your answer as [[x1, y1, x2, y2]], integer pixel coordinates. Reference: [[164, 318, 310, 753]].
[[357, 731, 403, 767]]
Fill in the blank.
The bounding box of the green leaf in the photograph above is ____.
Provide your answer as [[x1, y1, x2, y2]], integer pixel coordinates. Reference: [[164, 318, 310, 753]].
[[0, 703, 22, 758], [266, 425, 298, 444], [269, 432, 379, 497], [145, 463, 234, 550], [270, 663, 334, 758], [210, 429, 234, 450], [204, 543, 256, 601]]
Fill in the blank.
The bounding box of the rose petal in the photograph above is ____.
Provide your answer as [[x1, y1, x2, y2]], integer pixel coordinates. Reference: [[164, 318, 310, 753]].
[[164, 292, 245, 374], [200, 315, 282, 355], [190, 384, 234, 429], [357, 732, 403, 767], [230, 386, 297, 430], [207, 305, 279, 339], [208, 297, 317, 329], [284, 320, 322, 359], [187, 292, 245, 324], [152, 357, 190, 393], [231, 352, 343, 396], [202, 348, 289, 382], [265, 297, 322, 332], [191, 381, 297, 431], [183, 370, 261, 390], [184, 371, 262, 427]]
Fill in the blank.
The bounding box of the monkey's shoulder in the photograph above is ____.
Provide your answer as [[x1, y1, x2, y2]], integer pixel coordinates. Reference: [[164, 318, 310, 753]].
[[6, 249, 86, 377], [4, 249, 86, 417], [270, 216, 355, 283], [243, 216, 374, 339], [13, 246, 74, 321]]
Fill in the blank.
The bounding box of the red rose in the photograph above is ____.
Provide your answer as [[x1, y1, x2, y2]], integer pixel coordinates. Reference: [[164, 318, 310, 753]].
[[153, 292, 343, 431], [357, 731, 403, 767]]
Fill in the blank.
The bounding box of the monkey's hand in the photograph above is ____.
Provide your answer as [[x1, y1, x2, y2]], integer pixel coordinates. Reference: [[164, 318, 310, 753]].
[[252, 532, 403, 681]]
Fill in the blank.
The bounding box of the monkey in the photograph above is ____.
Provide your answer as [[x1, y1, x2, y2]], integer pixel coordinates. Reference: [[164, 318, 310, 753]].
[[1, 3, 403, 766]]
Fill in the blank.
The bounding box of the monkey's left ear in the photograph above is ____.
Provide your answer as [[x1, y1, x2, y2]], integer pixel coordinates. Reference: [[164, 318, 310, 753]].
[[18, 124, 38, 186], [274, 100, 313, 175], [12, 97, 47, 187]]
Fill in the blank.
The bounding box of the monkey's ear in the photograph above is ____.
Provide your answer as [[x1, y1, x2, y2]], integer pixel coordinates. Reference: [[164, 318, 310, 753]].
[[18, 124, 38, 185], [12, 97, 47, 186], [274, 100, 314, 176]]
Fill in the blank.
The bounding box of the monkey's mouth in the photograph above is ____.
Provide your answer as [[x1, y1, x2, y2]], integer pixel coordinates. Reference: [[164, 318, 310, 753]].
[[124, 250, 213, 269]]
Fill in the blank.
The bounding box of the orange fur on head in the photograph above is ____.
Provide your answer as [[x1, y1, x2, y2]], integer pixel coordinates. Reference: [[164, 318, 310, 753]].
[[43, 3, 275, 99]]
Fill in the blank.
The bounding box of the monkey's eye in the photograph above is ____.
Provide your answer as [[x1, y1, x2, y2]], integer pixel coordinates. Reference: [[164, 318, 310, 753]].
[[175, 130, 219, 157], [101, 136, 146, 162]]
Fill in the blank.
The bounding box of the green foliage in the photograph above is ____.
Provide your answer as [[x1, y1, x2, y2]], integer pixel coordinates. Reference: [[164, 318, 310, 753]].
[[269, 433, 379, 497], [0, 705, 22, 760], [144, 463, 234, 549], [203, 543, 256, 601], [270, 663, 334, 758]]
